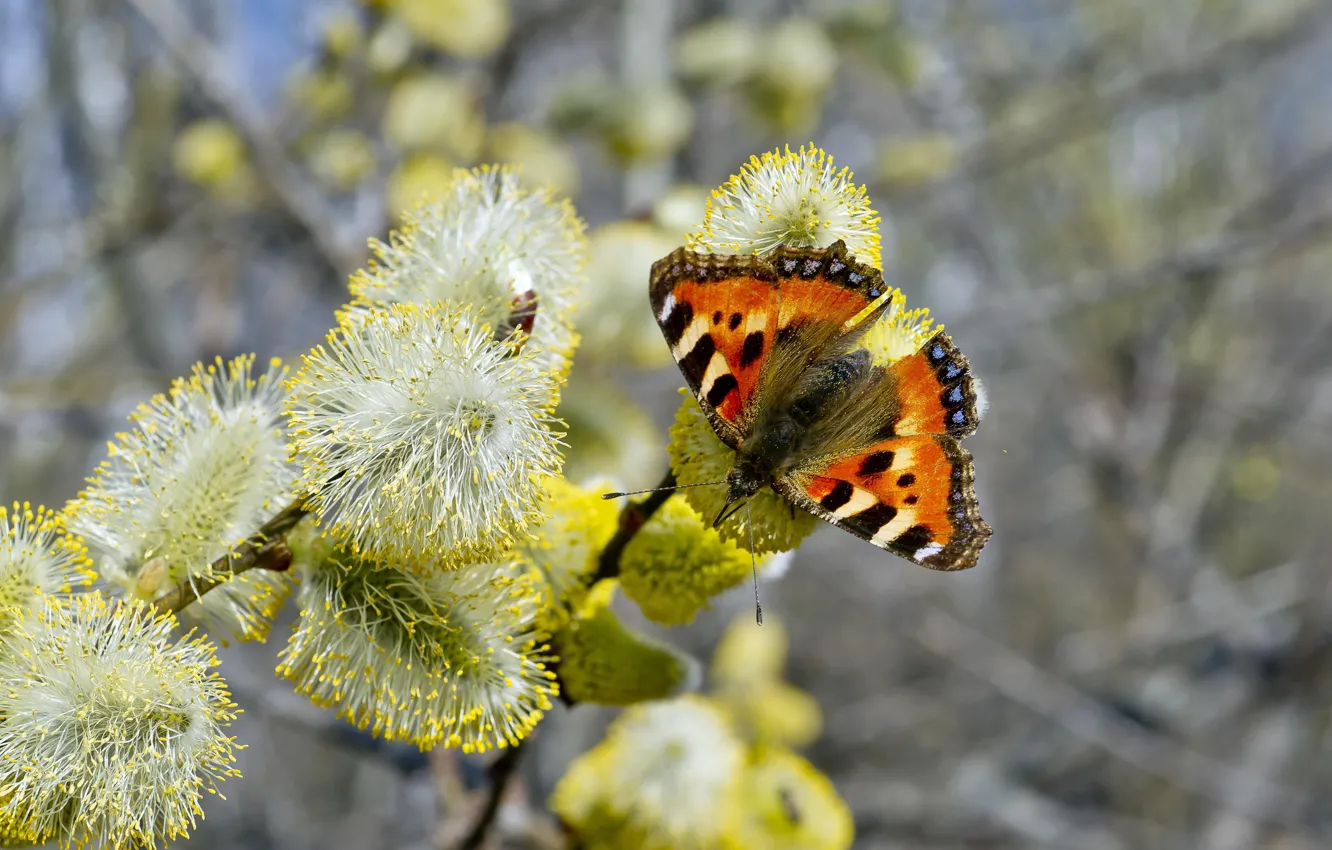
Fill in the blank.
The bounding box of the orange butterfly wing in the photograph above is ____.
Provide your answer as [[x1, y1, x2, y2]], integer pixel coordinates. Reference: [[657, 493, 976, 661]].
[[777, 433, 990, 570], [774, 331, 990, 570], [650, 242, 889, 447]]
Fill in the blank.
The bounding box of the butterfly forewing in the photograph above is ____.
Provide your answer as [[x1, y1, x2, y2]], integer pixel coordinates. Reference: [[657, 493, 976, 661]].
[[650, 241, 891, 447], [650, 252, 778, 448]]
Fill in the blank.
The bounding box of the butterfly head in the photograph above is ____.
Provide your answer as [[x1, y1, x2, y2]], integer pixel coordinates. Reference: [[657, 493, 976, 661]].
[[713, 461, 767, 528]]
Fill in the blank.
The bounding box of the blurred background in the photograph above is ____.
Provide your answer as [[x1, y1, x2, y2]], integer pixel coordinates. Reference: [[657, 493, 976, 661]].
[[5, 0, 1332, 848]]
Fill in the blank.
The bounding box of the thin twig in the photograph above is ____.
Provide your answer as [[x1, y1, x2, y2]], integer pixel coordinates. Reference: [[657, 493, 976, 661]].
[[456, 741, 527, 850], [594, 470, 677, 582], [153, 498, 310, 615], [909, 605, 1314, 827], [118, 0, 359, 279], [887, 2, 1332, 203]]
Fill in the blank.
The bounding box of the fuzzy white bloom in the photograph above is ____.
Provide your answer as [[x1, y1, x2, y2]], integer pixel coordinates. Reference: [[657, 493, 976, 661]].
[[285, 301, 563, 567], [687, 144, 882, 267], [551, 695, 745, 850], [0, 503, 94, 626], [350, 164, 586, 380], [858, 294, 940, 365], [0, 592, 240, 850], [66, 355, 295, 642], [278, 527, 556, 753]]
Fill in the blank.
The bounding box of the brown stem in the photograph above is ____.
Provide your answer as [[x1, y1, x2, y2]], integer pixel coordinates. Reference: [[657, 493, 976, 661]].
[[594, 470, 677, 582], [153, 498, 311, 615], [456, 741, 526, 850]]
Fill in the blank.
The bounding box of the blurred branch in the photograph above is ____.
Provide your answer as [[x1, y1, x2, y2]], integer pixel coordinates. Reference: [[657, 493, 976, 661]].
[[892, 1, 1332, 202], [1058, 562, 1306, 673], [962, 201, 1332, 337], [45, 0, 174, 373], [454, 742, 527, 850], [907, 605, 1314, 828], [119, 0, 361, 280]]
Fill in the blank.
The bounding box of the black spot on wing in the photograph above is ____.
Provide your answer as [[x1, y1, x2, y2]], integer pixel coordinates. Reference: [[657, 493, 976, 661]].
[[776, 320, 804, 346], [872, 415, 900, 442], [678, 333, 715, 391], [897, 473, 916, 487], [661, 299, 693, 348], [819, 481, 853, 513], [705, 374, 738, 408], [729, 312, 743, 330], [740, 331, 765, 368], [894, 524, 934, 555], [903, 494, 919, 505], [848, 502, 898, 536], [713, 310, 723, 325], [858, 451, 895, 477]]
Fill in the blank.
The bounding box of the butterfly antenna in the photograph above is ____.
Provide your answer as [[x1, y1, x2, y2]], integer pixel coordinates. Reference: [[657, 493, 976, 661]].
[[747, 499, 762, 626], [712, 498, 746, 528], [602, 480, 725, 499]]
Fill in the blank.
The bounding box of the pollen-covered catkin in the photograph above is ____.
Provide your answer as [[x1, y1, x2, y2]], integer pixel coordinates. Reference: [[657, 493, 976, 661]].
[[687, 144, 881, 268], [349, 164, 586, 381], [0, 593, 240, 850], [65, 355, 295, 642], [279, 526, 557, 753], [285, 301, 563, 569]]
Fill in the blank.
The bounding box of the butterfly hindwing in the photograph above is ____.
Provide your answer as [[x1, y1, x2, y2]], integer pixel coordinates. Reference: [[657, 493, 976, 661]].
[[775, 434, 990, 570]]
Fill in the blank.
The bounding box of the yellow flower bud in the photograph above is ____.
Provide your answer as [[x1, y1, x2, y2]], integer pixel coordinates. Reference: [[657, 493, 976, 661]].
[[487, 122, 580, 198], [711, 614, 821, 748], [667, 390, 817, 556], [619, 495, 781, 627], [876, 133, 959, 188], [382, 74, 484, 160], [517, 478, 618, 631], [736, 747, 854, 850], [576, 221, 678, 367], [287, 67, 355, 123], [172, 118, 251, 197], [321, 10, 363, 58], [604, 85, 693, 164], [386, 152, 455, 217], [307, 129, 377, 190], [395, 0, 510, 58], [551, 696, 746, 850], [676, 18, 760, 88], [555, 580, 697, 705]]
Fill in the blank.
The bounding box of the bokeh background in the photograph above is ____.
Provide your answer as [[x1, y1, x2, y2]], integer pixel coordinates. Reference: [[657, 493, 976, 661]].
[[5, 1, 1332, 848]]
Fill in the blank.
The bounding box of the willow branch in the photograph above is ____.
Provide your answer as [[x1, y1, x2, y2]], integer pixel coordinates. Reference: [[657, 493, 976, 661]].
[[455, 741, 527, 850], [153, 498, 311, 615], [594, 469, 677, 582]]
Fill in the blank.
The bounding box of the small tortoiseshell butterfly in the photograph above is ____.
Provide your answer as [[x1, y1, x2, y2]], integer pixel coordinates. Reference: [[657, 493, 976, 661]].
[[650, 240, 991, 570]]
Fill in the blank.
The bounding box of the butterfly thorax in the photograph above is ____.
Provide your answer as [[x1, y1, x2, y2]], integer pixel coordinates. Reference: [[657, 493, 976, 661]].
[[725, 416, 799, 504], [726, 350, 874, 505]]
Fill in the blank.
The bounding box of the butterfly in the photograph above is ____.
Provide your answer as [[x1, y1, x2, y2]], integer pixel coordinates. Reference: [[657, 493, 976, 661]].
[[648, 240, 991, 571]]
